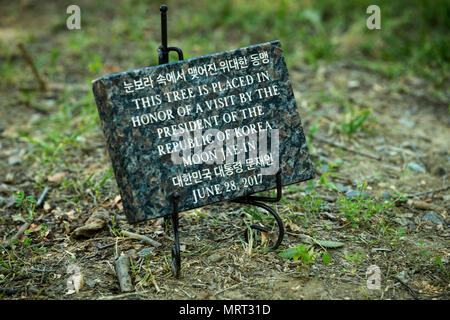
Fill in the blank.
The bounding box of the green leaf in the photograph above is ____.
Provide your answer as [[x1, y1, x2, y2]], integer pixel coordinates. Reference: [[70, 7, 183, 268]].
[[315, 240, 344, 248], [322, 252, 331, 264]]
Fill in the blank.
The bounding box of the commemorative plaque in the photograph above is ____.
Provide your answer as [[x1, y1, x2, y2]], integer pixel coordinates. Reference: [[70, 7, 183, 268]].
[[92, 40, 314, 224]]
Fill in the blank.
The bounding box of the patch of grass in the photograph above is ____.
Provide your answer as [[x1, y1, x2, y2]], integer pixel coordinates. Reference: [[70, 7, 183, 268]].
[[432, 254, 449, 277], [279, 243, 332, 266], [344, 251, 365, 265], [110, 215, 124, 238], [279, 244, 318, 264], [338, 192, 393, 229], [83, 167, 114, 199], [383, 226, 406, 247], [342, 251, 365, 275], [13, 191, 37, 220]]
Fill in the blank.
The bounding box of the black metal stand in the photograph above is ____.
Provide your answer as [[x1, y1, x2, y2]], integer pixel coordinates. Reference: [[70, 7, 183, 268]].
[[169, 192, 180, 278], [157, 5, 183, 65], [157, 5, 284, 277], [157, 5, 184, 278]]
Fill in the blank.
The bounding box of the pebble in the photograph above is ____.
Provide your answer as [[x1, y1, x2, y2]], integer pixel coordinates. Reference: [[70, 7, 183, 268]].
[[393, 218, 410, 226], [345, 190, 369, 199], [399, 118, 415, 128], [347, 80, 360, 88], [407, 162, 426, 174], [396, 271, 409, 283], [423, 212, 442, 225], [336, 183, 351, 193], [8, 155, 22, 166], [137, 247, 154, 257]]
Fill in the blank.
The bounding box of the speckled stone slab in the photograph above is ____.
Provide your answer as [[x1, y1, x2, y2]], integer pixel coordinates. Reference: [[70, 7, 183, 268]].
[[92, 40, 314, 223]]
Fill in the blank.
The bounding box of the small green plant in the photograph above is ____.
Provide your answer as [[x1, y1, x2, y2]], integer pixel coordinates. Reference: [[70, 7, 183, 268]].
[[241, 206, 275, 231], [385, 226, 406, 246], [22, 230, 32, 248], [432, 254, 448, 276], [343, 251, 365, 275], [129, 257, 138, 277], [302, 192, 323, 218], [83, 167, 113, 199], [13, 191, 37, 220], [340, 108, 373, 137], [110, 216, 123, 238], [88, 54, 103, 74], [193, 209, 207, 219], [318, 172, 338, 191], [338, 196, 368, 228], [280, 242, 333, 265], [345, 251, 365, 264], [338, 184, 392, 228], [279, 244, 318, 264]]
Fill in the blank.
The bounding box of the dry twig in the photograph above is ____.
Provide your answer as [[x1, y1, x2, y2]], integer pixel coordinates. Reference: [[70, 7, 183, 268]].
[[115, 253, 133, 293], [121, 230, 162, 247]]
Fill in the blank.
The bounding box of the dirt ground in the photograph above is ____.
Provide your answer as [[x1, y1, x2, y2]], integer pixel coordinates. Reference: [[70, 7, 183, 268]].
[[1, 60, 448, 300]]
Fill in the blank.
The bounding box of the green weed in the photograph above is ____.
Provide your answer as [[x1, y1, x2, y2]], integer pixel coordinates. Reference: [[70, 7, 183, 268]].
[[337, 184, 392, 228], [13, 191, 36, 220], [279, 244, 318, 264], [279, 243, 332, 266]]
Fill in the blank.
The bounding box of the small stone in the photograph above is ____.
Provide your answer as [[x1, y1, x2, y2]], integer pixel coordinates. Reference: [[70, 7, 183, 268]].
[[43, 201, 51, 213], [423, 212, 442, 225], [47, 172, 66, 183], [407, 162, 426, 174], [336, 183, 351, 193], [5, 172, 14, 183], [347, 80, 360, 88], [207, 252, 223, 264], [399, 118, 415, 128], [393, 218, 409, 226], [345, 190, 369, 199]]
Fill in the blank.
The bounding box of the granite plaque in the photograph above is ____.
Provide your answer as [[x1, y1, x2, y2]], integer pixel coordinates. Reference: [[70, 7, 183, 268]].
[[92, 40, 314, 223]]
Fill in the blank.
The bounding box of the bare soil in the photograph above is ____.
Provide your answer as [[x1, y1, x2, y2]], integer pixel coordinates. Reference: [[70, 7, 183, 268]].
[[1, 60, 449, 300]]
